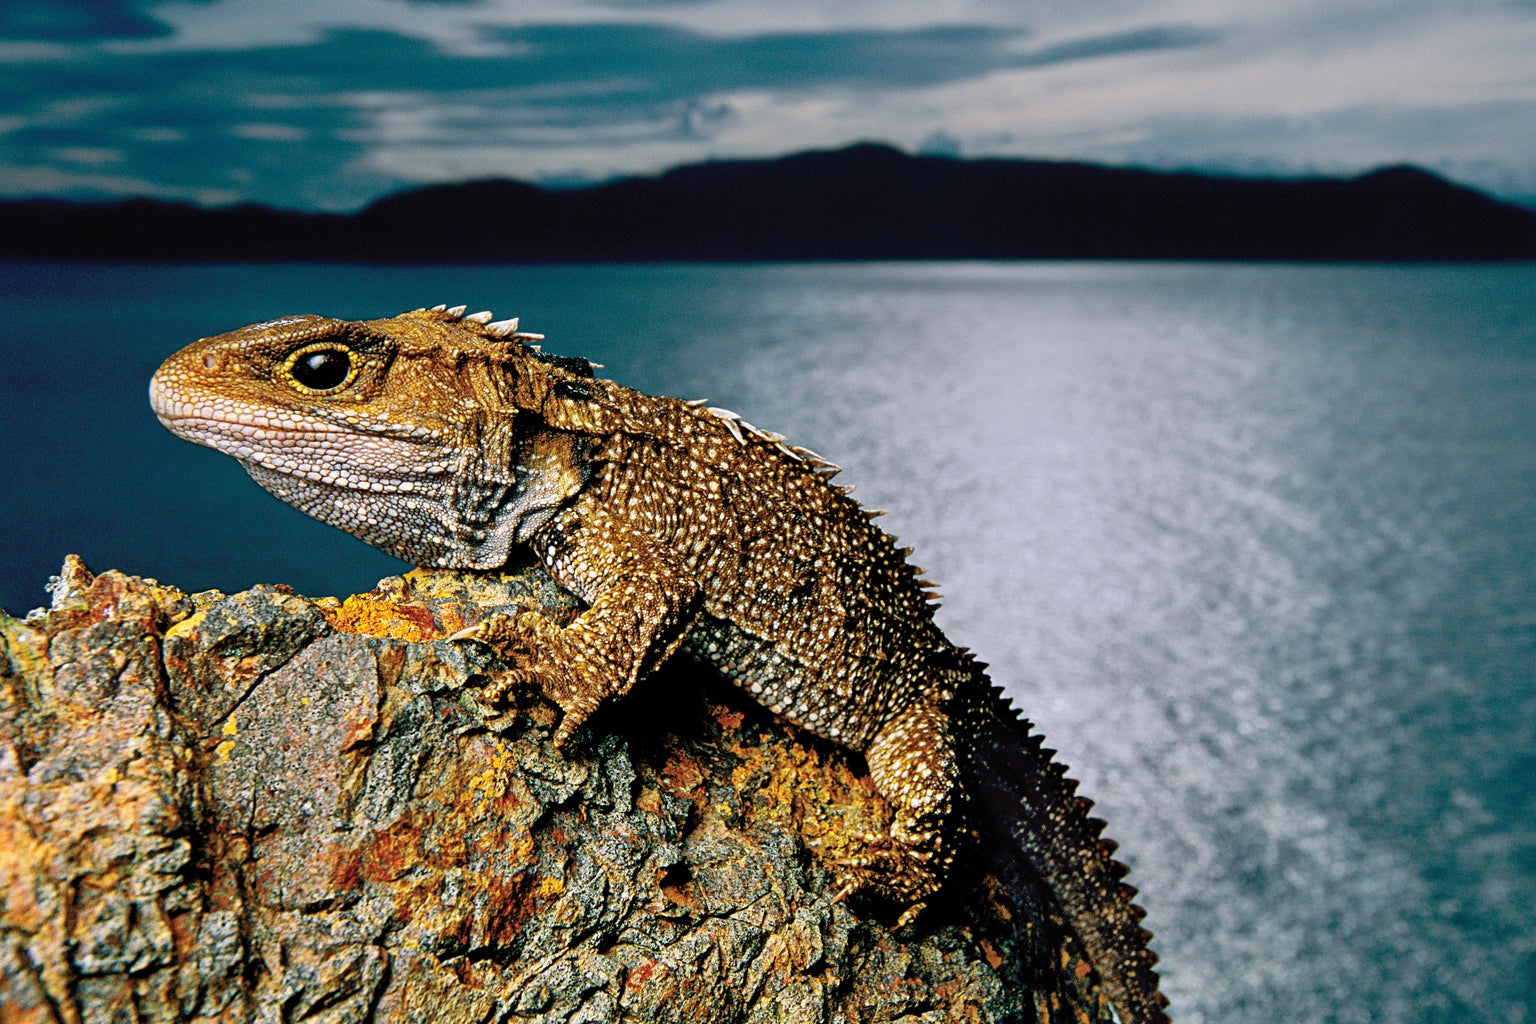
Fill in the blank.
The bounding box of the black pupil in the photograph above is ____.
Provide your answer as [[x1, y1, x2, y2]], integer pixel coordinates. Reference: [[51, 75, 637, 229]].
[[292, 349, 351, 390]]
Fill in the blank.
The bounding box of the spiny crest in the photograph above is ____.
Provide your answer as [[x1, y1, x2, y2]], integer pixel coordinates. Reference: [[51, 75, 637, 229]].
[[683, 400, 852, 478], [409, 302, 547, 345], [979, 688, 1166, 1017], [411, 309, 940, 615], [686, 397, 939, 610], [702, 404, 788, 447], [406, 302, 603, 378]]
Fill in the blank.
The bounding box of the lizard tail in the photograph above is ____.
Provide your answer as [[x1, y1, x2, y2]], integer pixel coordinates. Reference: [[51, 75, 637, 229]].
[[969, 689, 1171, 1024]]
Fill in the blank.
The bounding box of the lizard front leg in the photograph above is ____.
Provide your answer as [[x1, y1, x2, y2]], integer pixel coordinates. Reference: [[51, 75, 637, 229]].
[[456, 504, 701, 747]]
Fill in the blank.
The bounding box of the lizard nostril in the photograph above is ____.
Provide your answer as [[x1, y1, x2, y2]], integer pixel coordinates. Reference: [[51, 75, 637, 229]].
[[202, 353, 218, 370]]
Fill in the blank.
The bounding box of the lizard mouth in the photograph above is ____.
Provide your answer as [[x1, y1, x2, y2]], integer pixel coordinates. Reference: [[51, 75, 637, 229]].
[[149, 373, 348, 439], [147, 372, 176, 424], [148, 372, 224, 432], [149, 371, 445, 499]]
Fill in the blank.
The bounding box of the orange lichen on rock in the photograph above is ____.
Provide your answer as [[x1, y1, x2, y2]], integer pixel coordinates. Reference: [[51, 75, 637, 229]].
[[0, 557, 1113, 1023], [712, 702, 891, 871], [330, 592, 441, 641]]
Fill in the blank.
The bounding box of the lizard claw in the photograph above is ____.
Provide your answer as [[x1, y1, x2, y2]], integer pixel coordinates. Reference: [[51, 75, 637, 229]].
[[827, 860, 927, 929], [825, 828, 943, 912], [447, 622, 488, 643], [893, 901, 927, 929], [473, 667, 539, 712], [445, 611, 601, 750]]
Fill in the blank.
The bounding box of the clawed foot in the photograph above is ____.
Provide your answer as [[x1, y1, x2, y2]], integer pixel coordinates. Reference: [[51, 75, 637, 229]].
[[448, 611, 599, 748], [828, 828, 940, 927]]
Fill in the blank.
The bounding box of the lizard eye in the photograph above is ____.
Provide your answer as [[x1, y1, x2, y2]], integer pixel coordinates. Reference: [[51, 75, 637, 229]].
[[286, 346, 354, 392]]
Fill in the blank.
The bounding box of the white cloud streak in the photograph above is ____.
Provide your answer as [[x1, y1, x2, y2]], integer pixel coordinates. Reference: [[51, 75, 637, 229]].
[[3, 0, 1532, 206]]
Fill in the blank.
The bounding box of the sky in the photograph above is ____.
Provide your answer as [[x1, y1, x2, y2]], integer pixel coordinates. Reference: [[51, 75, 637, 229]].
[[2, 0, 1534, 211]]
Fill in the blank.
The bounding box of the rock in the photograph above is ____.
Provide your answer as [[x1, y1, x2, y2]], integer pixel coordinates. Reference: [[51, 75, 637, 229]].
[[0, 555, 1110, 1023]]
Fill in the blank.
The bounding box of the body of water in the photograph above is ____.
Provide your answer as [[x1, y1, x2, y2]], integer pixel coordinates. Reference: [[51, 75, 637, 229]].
[[3, 260, 1534, 1022]]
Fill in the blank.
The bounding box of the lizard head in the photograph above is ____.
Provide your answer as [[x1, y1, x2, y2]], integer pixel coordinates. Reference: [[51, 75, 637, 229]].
[[149, 305, 584, 569]]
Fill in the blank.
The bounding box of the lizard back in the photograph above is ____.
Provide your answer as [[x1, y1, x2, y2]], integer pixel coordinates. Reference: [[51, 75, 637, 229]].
[[581, 384, 956, 748], [149, 304, 1170, 1023]]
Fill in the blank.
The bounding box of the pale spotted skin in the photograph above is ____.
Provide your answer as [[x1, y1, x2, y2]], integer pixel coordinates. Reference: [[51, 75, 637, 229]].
[[150, 306, 1169, 1023]]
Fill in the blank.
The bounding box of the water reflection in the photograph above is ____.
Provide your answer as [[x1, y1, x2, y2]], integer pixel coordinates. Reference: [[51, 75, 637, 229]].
[[3, 261, 1533, 1023]]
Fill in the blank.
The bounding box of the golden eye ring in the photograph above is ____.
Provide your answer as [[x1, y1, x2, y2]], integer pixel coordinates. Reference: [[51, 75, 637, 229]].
[[282, 343, 357, 393]]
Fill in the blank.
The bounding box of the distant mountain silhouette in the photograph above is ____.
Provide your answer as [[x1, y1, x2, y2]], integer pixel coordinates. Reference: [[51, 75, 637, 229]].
[[3, 143, 1533, 262]]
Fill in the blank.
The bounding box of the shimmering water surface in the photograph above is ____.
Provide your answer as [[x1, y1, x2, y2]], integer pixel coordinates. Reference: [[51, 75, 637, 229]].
[[3, 261, 1534, 1022]]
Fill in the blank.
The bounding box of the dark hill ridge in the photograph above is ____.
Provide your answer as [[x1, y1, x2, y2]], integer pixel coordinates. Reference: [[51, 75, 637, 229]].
[[4, 143, 1534, 261]]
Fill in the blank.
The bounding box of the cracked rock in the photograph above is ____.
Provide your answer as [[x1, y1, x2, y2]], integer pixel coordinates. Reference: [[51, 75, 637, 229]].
[[0, 554, 1110, 1023]]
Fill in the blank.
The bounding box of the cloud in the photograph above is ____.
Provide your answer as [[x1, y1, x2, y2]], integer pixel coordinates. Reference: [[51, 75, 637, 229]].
[[0, 0, 171, 41], [1015, 24, 1221, 67], [3, 21, 1214, 206], [483, 23, 1033, 94], [229, 123, 312, 141], [0, 1, 1531, 208], [587, 0, 721, 8], [48, 146, 125, 164], [0, 161, 242, 204], [1115, 100, 1536, 196]]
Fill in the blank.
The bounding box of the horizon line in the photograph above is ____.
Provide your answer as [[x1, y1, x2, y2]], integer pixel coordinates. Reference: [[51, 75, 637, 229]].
[[4, 141, 1531, 217]]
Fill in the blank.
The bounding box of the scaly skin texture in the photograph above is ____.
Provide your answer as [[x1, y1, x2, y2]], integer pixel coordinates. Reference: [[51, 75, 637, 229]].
[[149, 305, 1170, 1023]]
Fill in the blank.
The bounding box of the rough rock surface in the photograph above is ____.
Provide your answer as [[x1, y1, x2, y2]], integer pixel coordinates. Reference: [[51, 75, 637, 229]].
[[0, 555, 1111, 1023]]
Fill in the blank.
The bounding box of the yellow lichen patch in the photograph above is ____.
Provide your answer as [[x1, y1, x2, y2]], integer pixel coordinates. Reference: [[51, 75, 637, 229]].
[[0, 616, 51, 691], [494, 830, 536, 868], [214, 710, 238, 761], [463, 740, 515, 802], [634, 786, 663, 814], [715, 711, 892, 877], [164, 609, 207, 641], [328, 593, 440, 642]]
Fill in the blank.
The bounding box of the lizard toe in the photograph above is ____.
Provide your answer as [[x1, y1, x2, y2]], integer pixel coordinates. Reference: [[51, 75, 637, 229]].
[[828, 830, 943, 912], [447, 621, 489, 643]]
